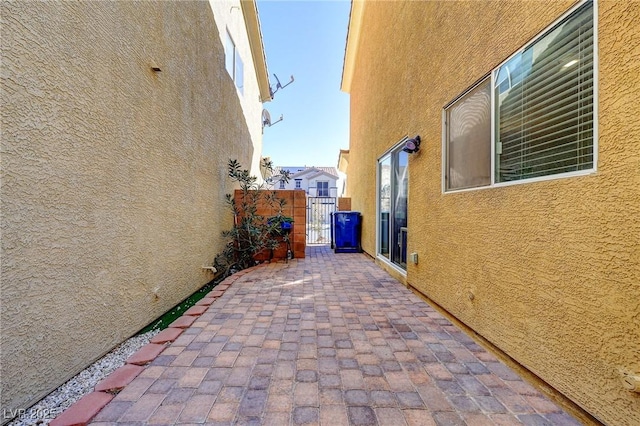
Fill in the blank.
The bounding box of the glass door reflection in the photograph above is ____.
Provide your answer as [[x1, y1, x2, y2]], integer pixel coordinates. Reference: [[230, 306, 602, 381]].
[[377, 145, 408, 269]]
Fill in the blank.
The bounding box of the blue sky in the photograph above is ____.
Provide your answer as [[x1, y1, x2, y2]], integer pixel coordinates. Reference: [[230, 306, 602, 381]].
[[257, 0, 351, 169]]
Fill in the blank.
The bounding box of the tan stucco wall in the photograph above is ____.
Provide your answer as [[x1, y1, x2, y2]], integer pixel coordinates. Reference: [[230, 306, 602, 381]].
[[1, 1, 259, 413], [345, 1, 640, 424], [209, 0, 266, 180]]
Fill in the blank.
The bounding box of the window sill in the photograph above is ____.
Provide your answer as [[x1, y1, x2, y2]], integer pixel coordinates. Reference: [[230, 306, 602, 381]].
[[443, 168, 596, 195]]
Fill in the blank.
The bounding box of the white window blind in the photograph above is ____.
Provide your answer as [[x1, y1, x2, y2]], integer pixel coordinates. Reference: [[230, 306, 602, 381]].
[[445, 78, 492, 191], [495, 1, 594, 182]]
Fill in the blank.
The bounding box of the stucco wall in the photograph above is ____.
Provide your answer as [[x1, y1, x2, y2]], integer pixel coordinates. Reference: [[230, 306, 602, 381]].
[[345, 1, 640, 424], [209, 0, 266, 180], [1, 1, 258, 413]]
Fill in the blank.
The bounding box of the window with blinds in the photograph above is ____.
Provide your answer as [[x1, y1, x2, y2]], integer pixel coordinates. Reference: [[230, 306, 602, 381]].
[[445, 78, 492, 191], [495, 1, 594, 183], [443, 0, 595, 193]]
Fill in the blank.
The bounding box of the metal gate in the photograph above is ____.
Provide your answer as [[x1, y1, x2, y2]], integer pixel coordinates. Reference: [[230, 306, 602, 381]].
[[306, 197, 337, 244]]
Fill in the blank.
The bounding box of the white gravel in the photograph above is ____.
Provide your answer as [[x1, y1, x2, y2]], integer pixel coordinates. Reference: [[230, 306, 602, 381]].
[[7, 329, 160, 425]]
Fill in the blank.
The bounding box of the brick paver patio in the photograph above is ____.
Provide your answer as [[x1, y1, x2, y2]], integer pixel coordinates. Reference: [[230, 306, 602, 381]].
[[90, 246, 580, 425]]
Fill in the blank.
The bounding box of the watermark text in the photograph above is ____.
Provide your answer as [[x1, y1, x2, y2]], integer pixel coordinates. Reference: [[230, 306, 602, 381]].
[[2, 408, 61, 421]]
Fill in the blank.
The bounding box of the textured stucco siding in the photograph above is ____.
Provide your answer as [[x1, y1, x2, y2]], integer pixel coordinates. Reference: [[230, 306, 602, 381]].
[[1, 1, 257, 412], [209, 0, 265, 180], [346, 1, 640, 424]]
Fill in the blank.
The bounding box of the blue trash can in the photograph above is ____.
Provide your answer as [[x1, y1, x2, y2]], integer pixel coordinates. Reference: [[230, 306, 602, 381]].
[[332, 211, 361, 253]]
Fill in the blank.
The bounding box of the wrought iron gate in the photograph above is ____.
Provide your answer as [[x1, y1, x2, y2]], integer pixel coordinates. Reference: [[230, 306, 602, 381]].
[[306, 197, 337, 244]]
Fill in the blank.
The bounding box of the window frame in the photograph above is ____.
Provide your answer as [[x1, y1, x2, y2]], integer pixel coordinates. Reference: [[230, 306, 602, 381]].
[[376, 137, 410, 275], [442, 0, 597, 194], [317, 181, 329, 197], [225, 29, 244, 95], [443, 76, 492, 192]]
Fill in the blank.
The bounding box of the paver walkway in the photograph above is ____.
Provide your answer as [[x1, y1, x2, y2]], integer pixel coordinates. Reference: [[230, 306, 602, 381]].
[[90, 246, 580, 425]]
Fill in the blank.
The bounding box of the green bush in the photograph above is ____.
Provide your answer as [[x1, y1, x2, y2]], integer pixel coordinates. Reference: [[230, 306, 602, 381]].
[[213, 159, 291, 275]]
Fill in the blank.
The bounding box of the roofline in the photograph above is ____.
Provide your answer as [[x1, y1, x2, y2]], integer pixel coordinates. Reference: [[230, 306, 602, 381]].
[[291, 168, 319, 178], [306, 170, 339, 180], [340, 1, 366, 94], [337, 149, 349, 173], [292, 168, 339, 179], [277, 166, 339, 178], [241, 0, 272, 102]]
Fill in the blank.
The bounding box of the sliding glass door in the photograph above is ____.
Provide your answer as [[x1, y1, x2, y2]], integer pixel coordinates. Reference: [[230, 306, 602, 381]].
[[378, 143, 408, 269]]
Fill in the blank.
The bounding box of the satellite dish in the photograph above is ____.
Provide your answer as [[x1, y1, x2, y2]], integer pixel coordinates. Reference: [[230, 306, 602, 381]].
[[262, 109, 283, 131], [270, 73, 295, 97], [262, 109, 272, 127]]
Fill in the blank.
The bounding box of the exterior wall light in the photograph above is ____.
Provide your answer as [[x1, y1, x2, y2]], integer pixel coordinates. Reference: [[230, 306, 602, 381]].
[[402, 135, 421, 154]]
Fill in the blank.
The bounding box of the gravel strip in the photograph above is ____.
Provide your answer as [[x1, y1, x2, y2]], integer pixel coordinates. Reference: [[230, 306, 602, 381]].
[[7, 329, 160, 425]]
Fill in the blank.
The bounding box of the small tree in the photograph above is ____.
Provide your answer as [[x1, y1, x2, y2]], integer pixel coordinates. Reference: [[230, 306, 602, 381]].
[[214, 159, 291, 275]]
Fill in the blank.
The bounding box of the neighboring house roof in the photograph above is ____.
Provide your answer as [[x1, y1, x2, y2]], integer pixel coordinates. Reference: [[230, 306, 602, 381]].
[[276, 166, 339, 180], [304, 170, 339, 181], [277, 166, 307, 175], [240, 0, 272, 102]]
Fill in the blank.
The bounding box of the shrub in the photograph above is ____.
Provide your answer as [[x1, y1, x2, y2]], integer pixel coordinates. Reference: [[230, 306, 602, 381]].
[[213, 159, 291, 275]]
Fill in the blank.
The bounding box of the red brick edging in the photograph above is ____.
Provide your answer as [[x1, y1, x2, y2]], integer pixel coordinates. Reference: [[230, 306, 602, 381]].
[[48, 268, 255, 426], [49, 392, 113, 426]]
